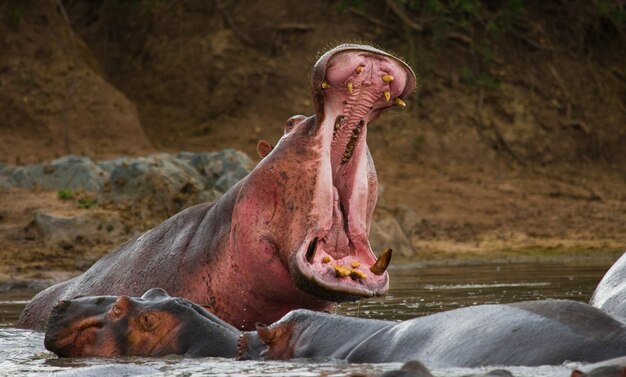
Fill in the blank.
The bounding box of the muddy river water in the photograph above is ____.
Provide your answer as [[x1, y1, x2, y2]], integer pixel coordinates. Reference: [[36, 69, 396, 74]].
[[0, 256, 620, 376]]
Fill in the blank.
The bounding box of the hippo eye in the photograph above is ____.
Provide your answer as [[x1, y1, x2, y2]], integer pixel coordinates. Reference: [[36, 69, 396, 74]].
[[111, 303, 122, 316]]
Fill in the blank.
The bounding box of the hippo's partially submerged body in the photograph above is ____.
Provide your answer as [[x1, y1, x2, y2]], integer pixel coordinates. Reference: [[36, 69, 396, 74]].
[[45, 289, 626, 367], [18, 44, 416, 331], [591, 252, 626, 321]]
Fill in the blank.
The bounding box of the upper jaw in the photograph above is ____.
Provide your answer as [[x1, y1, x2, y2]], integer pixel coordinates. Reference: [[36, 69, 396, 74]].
[[286, 45, 413, 301]]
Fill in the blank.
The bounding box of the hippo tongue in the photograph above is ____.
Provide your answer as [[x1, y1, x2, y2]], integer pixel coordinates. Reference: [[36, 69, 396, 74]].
[[292, 44, 416, 301]]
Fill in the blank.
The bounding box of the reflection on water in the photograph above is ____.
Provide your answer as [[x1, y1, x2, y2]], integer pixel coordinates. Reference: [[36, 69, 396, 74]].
[[0, 258, 618, 377], [337, 260, 610, 321]]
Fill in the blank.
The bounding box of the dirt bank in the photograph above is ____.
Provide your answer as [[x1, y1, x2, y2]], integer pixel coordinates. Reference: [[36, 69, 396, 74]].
[[0, 0, 624, 284]]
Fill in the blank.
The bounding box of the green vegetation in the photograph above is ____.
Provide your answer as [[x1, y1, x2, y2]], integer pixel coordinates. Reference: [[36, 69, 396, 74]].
[[77, 197, 97, 209], [58, 189, 98, 208], [413, 134, 426, 152], [597, 1, 626, 25], [57, 189, 75, 200], [461, 67, 501, 90], [1, 0, 24, 30]]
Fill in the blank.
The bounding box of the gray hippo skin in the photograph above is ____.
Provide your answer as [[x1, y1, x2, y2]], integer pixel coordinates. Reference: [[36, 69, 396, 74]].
[[45, 289, 626, 367], [571, 356, 626, 377], [18, 43, 416, 331], [591, 252, 626, 321]]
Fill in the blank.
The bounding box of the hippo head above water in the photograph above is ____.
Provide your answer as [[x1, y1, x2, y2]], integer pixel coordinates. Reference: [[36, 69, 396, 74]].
[[235, 44, 415, 301], [44, 288, 240, 357], [19, 44, 416, 332]]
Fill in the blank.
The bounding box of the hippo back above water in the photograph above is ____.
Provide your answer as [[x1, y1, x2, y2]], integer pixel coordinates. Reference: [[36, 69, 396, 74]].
[[17, 44, 417, 331], [591, 252, 626, 322], [45, 289, 626, 368]]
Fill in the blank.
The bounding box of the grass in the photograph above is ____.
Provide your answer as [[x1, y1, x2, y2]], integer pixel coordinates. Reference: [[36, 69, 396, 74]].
[[58, 189, 98, 208]]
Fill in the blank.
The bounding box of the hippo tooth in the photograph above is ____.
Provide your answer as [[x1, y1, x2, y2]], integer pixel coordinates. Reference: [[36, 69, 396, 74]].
[[382, 74, 394, 82], [383, 90, 391, 102], [370, 248, 393, 276], [322, 256, 331, 263], [321, 81, 330, 89], [347, 82, 353, 94], [350, 270, 366, 280], [351, 261, 361, 268], [332, 264, 352, 278], [355, 66, 364, 74], [306, 237, 318, 263], [394, 98, 406, 108]]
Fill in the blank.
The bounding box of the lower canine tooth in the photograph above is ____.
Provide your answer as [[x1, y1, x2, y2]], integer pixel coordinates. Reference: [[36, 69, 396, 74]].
[[383, 90, 391, 102], [347, 82, 353, 94], [370, 248, 393, 275], [394, 98, 406, 107]]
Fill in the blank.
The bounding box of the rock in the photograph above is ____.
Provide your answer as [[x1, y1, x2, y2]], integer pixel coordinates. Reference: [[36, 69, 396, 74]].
[[34, 210, 126, 246], [177, 149, 252, 190], [0, 156, 105, 191], [192, 189, 223, 205], [370, 207, 416, 258], [390, 204, 419, 235], [98, 154, 206, 204]]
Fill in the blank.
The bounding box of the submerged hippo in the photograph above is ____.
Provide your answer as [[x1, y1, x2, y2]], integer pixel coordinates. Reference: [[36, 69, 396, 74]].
[[571, 356, 626, 377], [591, 252, 626, 321], [18, 44, 417, 331], [45, 289, 626, 367]]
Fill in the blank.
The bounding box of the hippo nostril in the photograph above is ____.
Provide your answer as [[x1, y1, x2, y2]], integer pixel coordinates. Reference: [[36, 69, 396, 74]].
[[55, 300, 71, 311]]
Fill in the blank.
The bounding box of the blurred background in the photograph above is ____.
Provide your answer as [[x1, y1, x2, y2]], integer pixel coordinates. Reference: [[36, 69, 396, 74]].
[[0, 0, 624, 285]]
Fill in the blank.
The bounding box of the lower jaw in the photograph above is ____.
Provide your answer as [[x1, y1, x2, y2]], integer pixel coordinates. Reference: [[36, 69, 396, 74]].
[[289, 249, 389, 302]]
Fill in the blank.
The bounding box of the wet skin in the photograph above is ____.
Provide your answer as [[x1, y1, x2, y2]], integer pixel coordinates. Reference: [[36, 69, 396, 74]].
[[571, 356, 626, 377], [18, 44, 417, 331], [46, 289, 626, 367], [591, 251, 626, 321], [44, 288, 239, 357]]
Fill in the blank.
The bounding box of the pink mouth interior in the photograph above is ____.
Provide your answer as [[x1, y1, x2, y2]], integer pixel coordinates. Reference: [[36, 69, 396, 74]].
[[296, 48, 413, 297]]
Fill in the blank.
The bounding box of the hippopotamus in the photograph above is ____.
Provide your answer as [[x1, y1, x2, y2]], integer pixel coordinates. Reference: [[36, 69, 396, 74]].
[[44, 288, 239, 357], [18, 43, 417, 331], [379, 362, 514, 377], [571, 356, 626, 377], [591, 252, 626, 321], [45, 289, 626, 367]]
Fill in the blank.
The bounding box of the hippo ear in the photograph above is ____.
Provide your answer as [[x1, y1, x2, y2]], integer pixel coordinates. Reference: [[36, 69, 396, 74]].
[[570, 370, 585, 377], [256, 140, 273, 158], [255, 322, 275, 344], [254, 322, 294, 360], [141, 288, 171, 301]]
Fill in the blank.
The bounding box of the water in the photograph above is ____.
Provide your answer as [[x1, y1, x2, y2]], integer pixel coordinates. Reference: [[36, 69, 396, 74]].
[[0, 258, 618, 376]]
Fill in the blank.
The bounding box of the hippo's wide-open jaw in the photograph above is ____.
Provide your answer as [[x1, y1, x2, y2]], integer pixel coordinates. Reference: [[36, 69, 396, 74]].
[[290, 44, 416, 300]]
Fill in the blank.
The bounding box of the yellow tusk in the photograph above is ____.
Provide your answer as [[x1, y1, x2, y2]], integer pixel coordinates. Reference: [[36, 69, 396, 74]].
[[394, 98, 406, 108], [382, 74, 394, 82], [355, 66, 364, 74], [347, 82, 353, 94], [383, 90, 391, 102], [322, 256, 331, 263], [351, 261, 361, 268], [321, 81, 330, 89]]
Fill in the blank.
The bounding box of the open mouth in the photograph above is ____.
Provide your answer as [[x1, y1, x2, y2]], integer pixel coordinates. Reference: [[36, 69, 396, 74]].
[[291, 44, 416, 301]]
